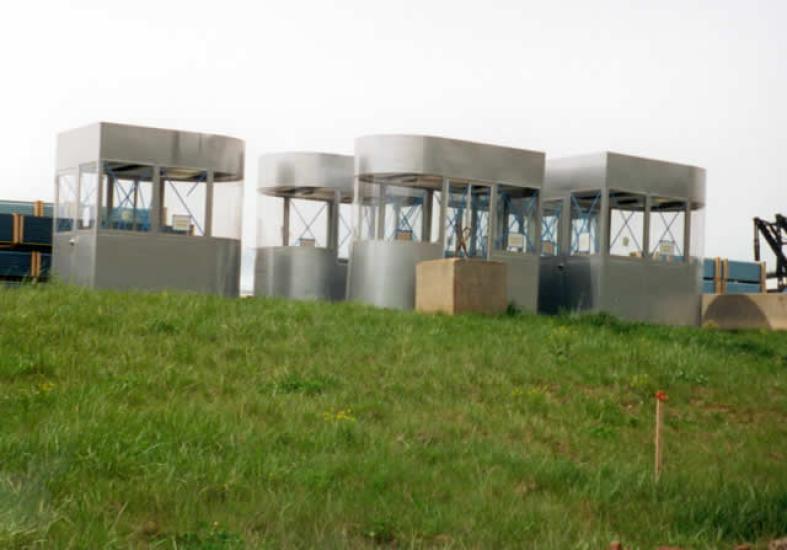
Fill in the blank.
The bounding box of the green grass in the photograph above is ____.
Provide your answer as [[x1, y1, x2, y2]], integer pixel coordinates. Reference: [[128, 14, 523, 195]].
[[0, 284, 785, 549]]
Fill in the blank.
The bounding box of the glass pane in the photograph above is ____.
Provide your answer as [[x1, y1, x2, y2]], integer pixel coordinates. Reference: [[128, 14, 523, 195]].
[[445, 182, 489, 258], [541, 199, 562, 256], [383, 185, 426, 242], [289, 198, 328, 248], [78, 163, 98, 230], [338, 202, 352, 259], [570, 191, 601, 255], [430, 190, 442, 245], [257, 194, 284, 247], [608, 191, 645, 258], [689, 202, 705, 260], [55, 172, 77, 232], [650, 197, 686, 262], [356, 181, 382, 240], [211, 180, 243, 240], [161, 168, 207, 236], [101, 163, 153, 232], [494, 186, 538, 254]]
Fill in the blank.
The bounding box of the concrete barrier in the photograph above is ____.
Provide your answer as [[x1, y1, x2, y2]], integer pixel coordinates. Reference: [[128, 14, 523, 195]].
[[702, 293, 787, 331], [416, 258, 507, 315]]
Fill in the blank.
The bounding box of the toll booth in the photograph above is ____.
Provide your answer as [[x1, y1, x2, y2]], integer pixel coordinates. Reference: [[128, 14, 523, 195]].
[[53, 122, 244, 296], [348, 134, 545, 310], [538, 152, 706, 325]]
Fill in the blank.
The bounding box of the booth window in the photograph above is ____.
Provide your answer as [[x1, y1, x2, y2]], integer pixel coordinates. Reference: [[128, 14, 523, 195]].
[[541, 199, 562, 256], [211, 178, 243, 240], [445, 182, 490, 258], [430, 190, 442, 245], [608, 191, 645, 258], [101, 163, 153, 231], [356, 181, 382, 241], [258, 195, 284, 247], [383, 184, 427, 242], [650, 197, 686, 262], [338, 202, 352, 259], [289, 198, 329, 248], [689, 201, 705, 260], [78, 163, 98, 230], [570, 191, 601, 255], [55, 172, 77, 232], [160, 168, 207, 236], [494, 186, 538, 254]]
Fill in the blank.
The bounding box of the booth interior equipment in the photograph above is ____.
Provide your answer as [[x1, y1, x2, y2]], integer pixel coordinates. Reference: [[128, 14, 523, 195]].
[[538, 152, 706, 325], [348, 135, 545, 310], [255, 152, 353, 301], [54, 122, 245, 296]]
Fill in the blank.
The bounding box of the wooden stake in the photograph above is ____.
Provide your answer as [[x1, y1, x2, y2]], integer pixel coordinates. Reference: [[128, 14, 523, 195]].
[[654, 390, 667, 482]]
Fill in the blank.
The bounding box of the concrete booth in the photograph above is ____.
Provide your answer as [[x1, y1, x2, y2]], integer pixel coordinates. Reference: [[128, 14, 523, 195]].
[[53, 122, 244, 296], [255, 152, 353, 301], [347, 135, 545, 310], [538, 152, 706, 325]]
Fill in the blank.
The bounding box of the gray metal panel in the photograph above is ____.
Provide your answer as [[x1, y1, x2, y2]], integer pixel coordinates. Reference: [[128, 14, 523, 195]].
[[544, 152, 705, 204], [254, 246, 346, 301], [599, 259, 702, 325], [606, 152, 705, 204], [543, 153, 608, 199], [538, 255, 605, 314], [258, 152, 353, 198], [99, 123, 244, 180], [90, 233, 240, 296], [53, 232, 96, 287], [489, 252, 540, 312], [538, 254, 701, 325], [56, 124, 101, 171], [58, 122, 243, 179], [355, 135, 545, 188], [347, 240, 443, 309]]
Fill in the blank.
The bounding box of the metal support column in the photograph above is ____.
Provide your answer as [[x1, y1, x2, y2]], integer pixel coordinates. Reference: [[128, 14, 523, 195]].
[[683, 202, 692, 261], [328, 192, 339, 250], [376, 183, 386, 240], [438, 177, 448, 254], [600, 190, 610, 257], [488, 183, 498, 258], [151, 166, 162, 232], [282, 197, 291, 246], [643, 194, 652, 259], [423, 189, 433, 242], [205, 170, 214, 237]]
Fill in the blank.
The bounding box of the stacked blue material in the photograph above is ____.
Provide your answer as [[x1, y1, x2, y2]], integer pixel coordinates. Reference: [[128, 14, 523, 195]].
[[0, 200, 53, 217], [0, 213, 52, 248], [0, 200, 53, 283], [702, 258, 763, 294], [22, 216, 53, 246], [0, 214, 12, 243], [0, 250, 32, 278]]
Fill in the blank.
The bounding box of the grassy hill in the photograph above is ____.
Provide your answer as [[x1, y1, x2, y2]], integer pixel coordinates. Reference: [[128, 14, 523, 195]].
[[0, 284, 785, 548]]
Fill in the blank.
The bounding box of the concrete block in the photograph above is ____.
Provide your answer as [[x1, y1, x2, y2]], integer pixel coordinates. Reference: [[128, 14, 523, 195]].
[[702, 293, 787, 331], [416, 258, 507, 315]]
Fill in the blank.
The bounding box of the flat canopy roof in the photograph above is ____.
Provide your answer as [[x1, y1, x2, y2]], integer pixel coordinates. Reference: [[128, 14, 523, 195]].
[[355, 134, 544, 189], [545, 152, 706, 204], [56, 122, 244, 181], [258, 152, 353, 200]]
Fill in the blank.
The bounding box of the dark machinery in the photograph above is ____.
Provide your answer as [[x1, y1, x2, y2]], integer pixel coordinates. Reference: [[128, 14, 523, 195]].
[[753, 214, 786, 292]]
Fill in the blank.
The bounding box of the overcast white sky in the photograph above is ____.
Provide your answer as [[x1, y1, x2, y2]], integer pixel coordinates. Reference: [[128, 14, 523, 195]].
[[0, 0, 784, 287]]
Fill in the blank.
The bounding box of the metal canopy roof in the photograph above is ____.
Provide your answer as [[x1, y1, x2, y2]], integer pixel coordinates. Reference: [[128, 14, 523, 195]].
[[544, 152, 706, 205], [56, 122, 244, 182], [355, 134, 545, 189], [257, 152, 353, 201]]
